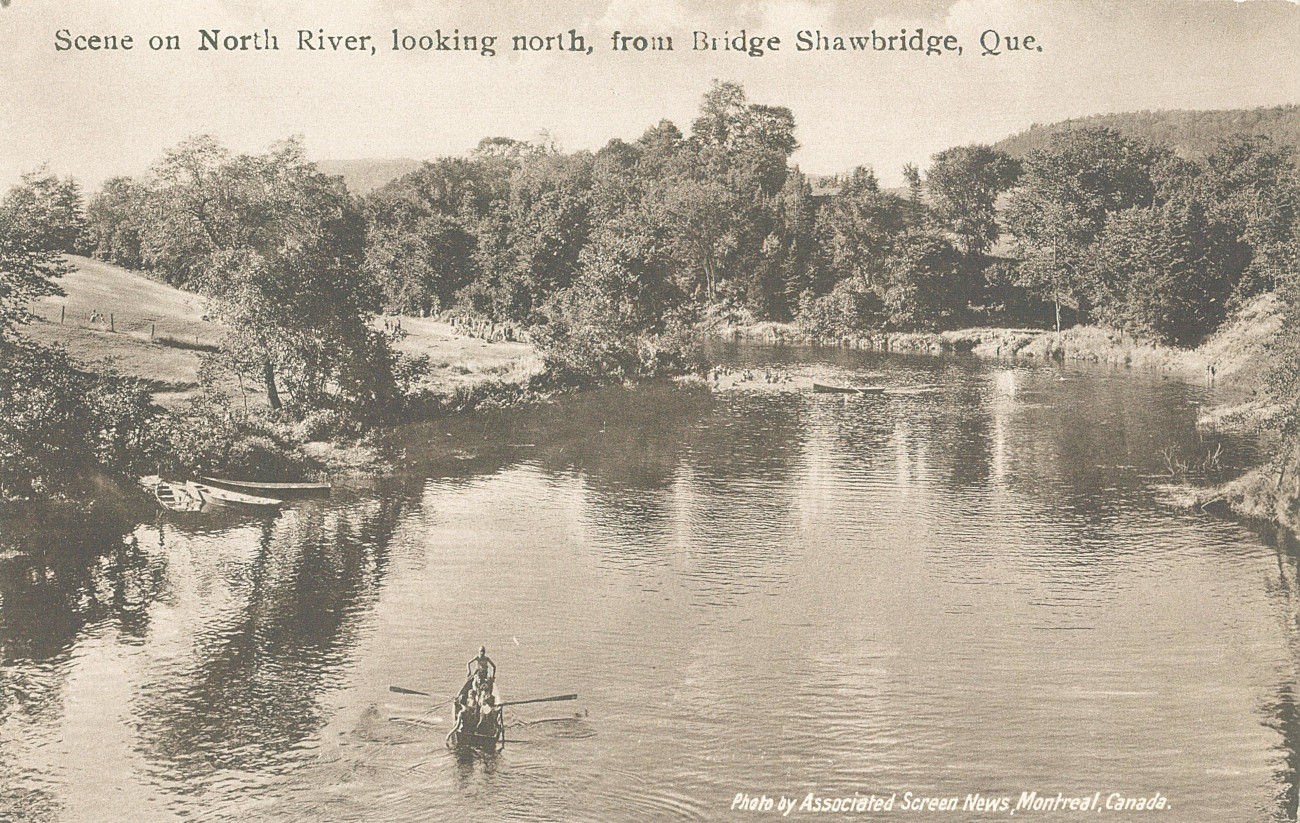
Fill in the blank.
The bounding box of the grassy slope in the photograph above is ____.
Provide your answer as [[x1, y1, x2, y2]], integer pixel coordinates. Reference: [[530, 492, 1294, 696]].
[[20, 256, 541, 407]]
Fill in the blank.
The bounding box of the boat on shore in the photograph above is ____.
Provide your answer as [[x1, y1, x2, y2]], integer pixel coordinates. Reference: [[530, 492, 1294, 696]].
[[200, 476, 331, 496], [812, 382, 885, 395], [187, 482, 284, 508], [138, 476, 205, 512]]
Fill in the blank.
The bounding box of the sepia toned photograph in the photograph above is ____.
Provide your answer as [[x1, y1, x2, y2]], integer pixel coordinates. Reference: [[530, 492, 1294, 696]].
[[2, 0, 1299, 820]]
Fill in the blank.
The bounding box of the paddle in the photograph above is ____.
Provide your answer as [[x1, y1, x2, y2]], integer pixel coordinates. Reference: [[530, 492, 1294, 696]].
[[497, 693, 578, 708]]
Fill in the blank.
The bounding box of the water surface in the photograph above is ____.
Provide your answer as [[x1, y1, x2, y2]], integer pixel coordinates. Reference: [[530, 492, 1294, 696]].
[[2, 349, 1297, 822]]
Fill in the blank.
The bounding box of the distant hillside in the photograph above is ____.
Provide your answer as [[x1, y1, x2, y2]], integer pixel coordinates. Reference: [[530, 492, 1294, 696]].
[[993, 104, 1300, 158], [317, 158, 424, 194]]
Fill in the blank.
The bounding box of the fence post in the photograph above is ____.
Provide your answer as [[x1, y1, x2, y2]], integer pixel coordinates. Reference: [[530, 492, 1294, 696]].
[[110, 313, 115, 332], [60, 305, 65, 324]]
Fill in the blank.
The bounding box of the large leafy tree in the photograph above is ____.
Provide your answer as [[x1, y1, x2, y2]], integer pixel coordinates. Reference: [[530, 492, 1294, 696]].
[[1194, 136, 1300, 302], [1005, 127, 1167, 329], [0, 167, 87, 255], [149, 137, 395, 414], [1090, 194, 1247, 344], [364, 157, 488, 315], [86, 176, 147, 269], [816, 167, 906, 292], [925, 145, 1020, 256], [0, 193, 70, 337]]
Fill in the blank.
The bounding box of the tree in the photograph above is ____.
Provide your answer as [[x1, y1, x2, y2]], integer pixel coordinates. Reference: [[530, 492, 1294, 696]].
[[925, 145, 1020, 256], [0, 197, 69, 338], [535, 222, 698, 382], [1005, 127, 1167, 329], [1090, 196, 1247, 344], [815, 167, 906, 292], [364, 158, 487, 315], [881, 226, 965, 330], [149, 136, 396, 415], [86, 176, 147, 269], [0, 167, 87, 255], [1195, 136, 1300, 302]]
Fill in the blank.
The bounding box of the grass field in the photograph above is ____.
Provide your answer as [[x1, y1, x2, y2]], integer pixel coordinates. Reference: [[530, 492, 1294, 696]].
[[22, 256, 542, 407]]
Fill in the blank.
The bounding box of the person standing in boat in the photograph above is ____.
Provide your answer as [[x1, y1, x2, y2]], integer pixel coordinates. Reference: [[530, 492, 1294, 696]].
[[458, 646, 495, 702], [468, 646, 495, 687]]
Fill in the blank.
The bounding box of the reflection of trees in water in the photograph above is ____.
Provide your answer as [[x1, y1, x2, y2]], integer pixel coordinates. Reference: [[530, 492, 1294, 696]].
[[1265, 683, 1300, 823], [577, 389, 806, 601], [0, 510, 164, 822], [1262, 531, 1300, 823], [131, 498, 401, 782], [1004, 373, 1207, 514]]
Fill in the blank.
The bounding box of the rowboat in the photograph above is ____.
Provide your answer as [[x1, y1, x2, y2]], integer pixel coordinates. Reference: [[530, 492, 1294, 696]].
[[200, 476, 331, 495], [812, 382, 885, 395], [186, 482, 284, 508], [138, 476, 204, 513], [448, 683, 505, 750]]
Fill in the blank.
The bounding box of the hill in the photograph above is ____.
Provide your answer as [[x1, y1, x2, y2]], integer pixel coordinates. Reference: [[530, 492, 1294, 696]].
[[316, 158, 425, 194], [20, 256, 540, 408], [992, 104, 1300, 158]]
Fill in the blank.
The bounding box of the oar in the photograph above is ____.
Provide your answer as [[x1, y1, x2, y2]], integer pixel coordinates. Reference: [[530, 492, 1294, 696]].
[[390, 685, 431, 696], [498, 693, 578, 708]]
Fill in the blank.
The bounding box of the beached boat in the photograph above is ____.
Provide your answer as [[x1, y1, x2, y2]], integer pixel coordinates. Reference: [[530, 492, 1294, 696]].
[[200, 476, 331, 495], [186, 482, 284, 508], [138, 476, 204, 513], [812, 382, 885, 395]]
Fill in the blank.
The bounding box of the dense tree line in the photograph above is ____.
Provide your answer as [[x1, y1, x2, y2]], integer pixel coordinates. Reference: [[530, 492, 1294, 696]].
[[78, 83, 1300, 362], [9, 82, 1300, 501]]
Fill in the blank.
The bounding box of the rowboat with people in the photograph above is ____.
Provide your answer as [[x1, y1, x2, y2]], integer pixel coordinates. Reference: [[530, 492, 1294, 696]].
[[388, 646, 578, 752]]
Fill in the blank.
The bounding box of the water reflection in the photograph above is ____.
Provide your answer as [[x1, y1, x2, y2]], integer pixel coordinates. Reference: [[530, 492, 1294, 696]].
[[132, 498, 401, 787], [0, 508, 165, 822]]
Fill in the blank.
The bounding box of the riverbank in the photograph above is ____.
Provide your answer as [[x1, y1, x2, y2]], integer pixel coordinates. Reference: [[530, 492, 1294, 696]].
[[718, 294, 1298, 536], [714, 293, 1279, 380], [18, 256, 547, 481]]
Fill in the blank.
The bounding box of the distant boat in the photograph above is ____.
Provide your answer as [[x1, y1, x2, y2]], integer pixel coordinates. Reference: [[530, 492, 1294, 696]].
[[812, 383, 885, 395], [186, 482, 284, 508], [200, 476, 331, 496]]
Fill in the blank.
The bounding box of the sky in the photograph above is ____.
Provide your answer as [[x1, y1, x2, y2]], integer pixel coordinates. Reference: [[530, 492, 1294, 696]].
[[1, 0, 1299, 190]]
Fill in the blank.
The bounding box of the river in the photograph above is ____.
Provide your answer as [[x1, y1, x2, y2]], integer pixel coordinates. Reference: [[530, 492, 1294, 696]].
[[1, 347, 1297, 822]]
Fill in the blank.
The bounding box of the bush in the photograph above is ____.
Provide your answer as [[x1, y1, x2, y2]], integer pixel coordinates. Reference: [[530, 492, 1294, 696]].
[[143, 394, 317, 481], [0, 339, 155, 500], [796, 280, 884, 340]]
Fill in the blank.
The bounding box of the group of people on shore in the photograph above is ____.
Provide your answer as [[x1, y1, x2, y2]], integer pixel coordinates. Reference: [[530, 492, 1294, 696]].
[[445, 312, 527, 344]]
